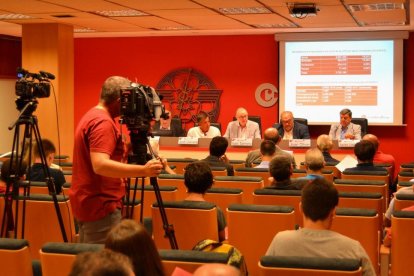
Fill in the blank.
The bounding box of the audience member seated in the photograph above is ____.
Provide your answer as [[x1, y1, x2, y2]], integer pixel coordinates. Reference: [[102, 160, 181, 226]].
[[152, 109, 185, 137], [193, 263, 241, 276], [202, 136, 234, 176], [187, 111, 221, 138], [245, 127, 296, 168], [297, 148, 325, 181], [275, 111, 310, 140], [329, 108, 361, 140], [265, 178, 375, 276], [27, 139, 66, 194], [362, 133, 396, 179], [69, 249, 134, 276], [223, 107, 261, 139], [105, 219, 165, 276], [383, 203, 414, 248], [267, 156, 304, 190], [316, 134, 339, 163], [384, 184, 414, 227], [254, 140, 276, 169], [184, 161, 227, 241], [0, 158, 27, 194], [343, 140, 388, 173]]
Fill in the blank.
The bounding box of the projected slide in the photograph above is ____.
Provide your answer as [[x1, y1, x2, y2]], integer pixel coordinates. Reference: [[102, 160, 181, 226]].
[[281, 40, 402, 125]]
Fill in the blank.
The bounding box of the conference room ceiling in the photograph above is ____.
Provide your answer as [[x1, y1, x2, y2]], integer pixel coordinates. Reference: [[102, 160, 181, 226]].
[[0, 0, 412, 38]]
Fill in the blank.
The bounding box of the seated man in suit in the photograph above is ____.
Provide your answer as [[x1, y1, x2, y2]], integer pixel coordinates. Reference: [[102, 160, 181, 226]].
[[202, 136, 234, 176], [223, 107, 261, 139], [245, 127, 296, 168], [329, 108, 361, 140], [275, 111, 310, 140], [187, 111, 221, 138], [343, 140, 388, 173], [152, 109, 185, 137], [266, 178, 375, 276]]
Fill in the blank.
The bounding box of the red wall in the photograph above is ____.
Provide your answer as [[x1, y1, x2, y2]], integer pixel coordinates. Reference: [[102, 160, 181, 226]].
[[74, 34, 414, 167]]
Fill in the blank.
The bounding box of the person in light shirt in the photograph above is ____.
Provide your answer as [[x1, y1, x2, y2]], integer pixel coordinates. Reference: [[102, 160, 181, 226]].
[[329, 108, 361, 140], [275, 111, 310, 140], [223, 107, 261, 139], [187, 111, 221, 138]]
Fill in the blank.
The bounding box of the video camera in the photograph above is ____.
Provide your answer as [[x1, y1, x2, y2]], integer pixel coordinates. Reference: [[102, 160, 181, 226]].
[[15, 68, 55, 100], [119, 82, 168, 132]]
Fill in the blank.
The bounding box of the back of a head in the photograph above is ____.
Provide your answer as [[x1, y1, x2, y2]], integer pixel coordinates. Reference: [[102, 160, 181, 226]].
[[305, 148, 324, 171], [354, 140, 376, 162], [316, 134, 333, 152], [263, 127, 280, 144], [269, 155, 291, 182], [184, 161, 213, 194], [260, 140, 276, 157], [193, 263, 241, 276], [1, 159, 27, 182], [100, 76, 131, 104], [33, 138, 56, 158], [69, 249, 134, 276], [105, 219, 164, 276], [302, 178, 339, 222], [209, 136, 228, 157], [362, 134, 379, 151]]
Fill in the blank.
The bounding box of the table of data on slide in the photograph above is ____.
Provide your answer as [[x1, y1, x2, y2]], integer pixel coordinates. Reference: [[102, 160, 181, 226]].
[[296, 86, 377, 105], [301, 55, 371, 75]]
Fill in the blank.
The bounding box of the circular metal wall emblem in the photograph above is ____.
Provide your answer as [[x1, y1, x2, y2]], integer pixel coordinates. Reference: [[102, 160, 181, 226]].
[[255, 83, 278, 107]]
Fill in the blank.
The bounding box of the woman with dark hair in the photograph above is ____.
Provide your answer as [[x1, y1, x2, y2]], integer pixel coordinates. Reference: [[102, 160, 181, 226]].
[[105, 219, 165, 276]]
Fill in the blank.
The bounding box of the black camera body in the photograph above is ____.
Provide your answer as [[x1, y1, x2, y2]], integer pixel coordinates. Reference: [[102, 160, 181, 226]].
[[15, 68, 53, 100]]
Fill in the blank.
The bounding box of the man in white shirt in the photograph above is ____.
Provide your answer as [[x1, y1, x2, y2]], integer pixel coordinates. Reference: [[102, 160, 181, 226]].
[[187, 111, 221, 138], [223, 107, 261, 139]]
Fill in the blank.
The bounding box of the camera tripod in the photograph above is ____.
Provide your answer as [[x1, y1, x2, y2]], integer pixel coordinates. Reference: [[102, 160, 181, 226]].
[[123, 129, 178, 249], [0, 100, 67, 242]]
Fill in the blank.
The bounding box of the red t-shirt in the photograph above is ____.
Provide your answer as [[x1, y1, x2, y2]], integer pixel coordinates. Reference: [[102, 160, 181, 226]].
[[69, 107, 125, 222]]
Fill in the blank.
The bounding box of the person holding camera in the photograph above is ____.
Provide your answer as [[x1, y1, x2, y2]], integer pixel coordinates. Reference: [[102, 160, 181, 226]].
[[69, 76, 163, 244]]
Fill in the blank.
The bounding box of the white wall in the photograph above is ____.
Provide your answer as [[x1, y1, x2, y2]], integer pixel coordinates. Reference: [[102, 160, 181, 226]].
[[0, 79, 19, 154]]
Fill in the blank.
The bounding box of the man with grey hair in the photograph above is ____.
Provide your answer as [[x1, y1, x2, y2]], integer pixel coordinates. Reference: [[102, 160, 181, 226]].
[[329, 108, 361, 140], [70, 76, 163, 244], [300, 148, 325, 181], [275, 111, 310, 140], [223, 107, 261, 139]]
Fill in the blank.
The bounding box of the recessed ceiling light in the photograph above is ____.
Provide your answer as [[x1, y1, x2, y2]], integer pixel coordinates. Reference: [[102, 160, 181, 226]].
[[158, 26, 192, 31], [74, 28, 96, 33], [348, 3, 404, 12], [218, 7, 272, 14], [253, 23, 297, 28], [361, 21, 406, 26], [0, 13, 35, 20], [92, 10, 148, 17]]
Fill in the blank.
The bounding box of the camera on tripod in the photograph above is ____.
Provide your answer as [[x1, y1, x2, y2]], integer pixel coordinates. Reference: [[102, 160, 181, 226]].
[[15, 67, 55, 101], [119, 82, 168, 131]]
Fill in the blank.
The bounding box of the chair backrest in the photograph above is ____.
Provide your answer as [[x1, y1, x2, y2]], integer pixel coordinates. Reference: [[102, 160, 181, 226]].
[[0, 238, 33, 276], [394, 193, 414, 211], [234, 168, 270, 187], [227, 204, 296, 276], [204, 187, 243, 219], [152, 201, 219, 250], [331, 208, 380, 274], [40, 242, 103, 276], [16, 194, 76, 258], [159, 249, 228, 275], [157, 174, 186, 200], [253, 188, 302, 226], [259, 256, 362, 276], [397, 181, 413, 191], [341, 170, 389, 185], [128, 185, 177, 218], [166, 158, 197, 174], [398, 171, 414, 183], [334, 179, 388, 210], [351, 118, 368, 137], [294, 117, 308, 126], [214, 175, 264, 204], [391, 211, 414, 276], [337, 192, 384, 229], [233, 115, 262, 135], [210, 166, 228, 177]]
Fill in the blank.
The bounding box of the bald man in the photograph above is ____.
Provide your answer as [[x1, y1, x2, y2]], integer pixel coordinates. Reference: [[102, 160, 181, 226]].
[[362, 133, 396, 179], [193, 263, 241, 276], [245, 127, 296, 168], [223, 107, 261, 139], [275, 111, 310, 140]]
